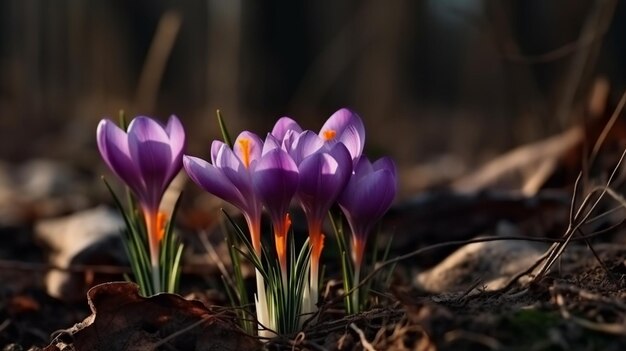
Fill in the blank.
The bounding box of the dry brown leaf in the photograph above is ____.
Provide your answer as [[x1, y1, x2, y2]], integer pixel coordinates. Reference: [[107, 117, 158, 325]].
[[44, 282, 260, 351]]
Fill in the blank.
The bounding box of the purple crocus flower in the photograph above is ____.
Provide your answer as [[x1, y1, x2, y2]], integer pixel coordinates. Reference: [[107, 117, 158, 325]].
[[319, 108, 365, 161], [96, 115, 185, 269], [293, 133, 353, 306], [183, 131, 265, 254], [253, 144, 299, 284], [338, 156, 397, 274]]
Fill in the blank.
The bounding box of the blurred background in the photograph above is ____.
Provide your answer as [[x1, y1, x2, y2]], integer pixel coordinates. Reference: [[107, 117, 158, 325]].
[[1, 0, 625, 193], [3, 2, 626, 348]]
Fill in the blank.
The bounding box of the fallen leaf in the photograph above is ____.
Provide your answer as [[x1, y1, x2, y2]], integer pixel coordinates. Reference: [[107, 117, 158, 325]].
[[44, 282, 260, 351]]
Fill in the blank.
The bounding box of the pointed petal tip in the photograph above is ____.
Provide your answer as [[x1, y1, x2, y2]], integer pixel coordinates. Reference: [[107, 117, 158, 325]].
[[373, 156, 397, 177], [127, 116, 170, 144], [233, 131, 264, 168], [165, 114, 186, 159], [320, 108, 366, 160], [272, 116, 303, 140]]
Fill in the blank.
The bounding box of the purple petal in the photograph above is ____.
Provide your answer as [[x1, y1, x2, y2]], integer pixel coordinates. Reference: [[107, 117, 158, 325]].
[[165, 115, 185, 161], [96, 119, 143, 196], [353, 156, 374, 175], [372, 156, 396, 176], [297, 152, 349, 220], [127, 117, 174, 209], [164, 115, 186, 181], [253, 149, 298, 219], [213, 143, 240, 170], [328, 143, 353, 187], [128, 116, 170, 143], [319, 108, 365, 160], [233, 131, 263, 169], [183, 155, 247, 210], [349, 156, 375, 184], [271, 116, 302, 141], [262, 133, 282, 155], [288, 131, 324, 165], [281, 129, 299, 153], [214, 144, 254, 199], [210, 140, 225, 164], [339, 168, 396, 238]]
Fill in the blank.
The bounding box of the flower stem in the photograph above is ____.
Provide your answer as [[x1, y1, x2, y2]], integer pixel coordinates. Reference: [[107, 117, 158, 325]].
[[351, 236, 365, 314], [273, 213, 291, 289], [245, 215, 273, 336], [255, 269, 273, 338], [308, 221, 325, 310], [351, 264, 361, 313], [144, 209, 162, 293], [151, 263, 161, 295]]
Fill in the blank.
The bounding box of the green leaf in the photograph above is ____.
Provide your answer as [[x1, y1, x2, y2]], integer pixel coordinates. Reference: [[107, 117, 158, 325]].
[[216, 110, 233, 149], [102, 177, 154, 296], [118, 109, 128, 130]]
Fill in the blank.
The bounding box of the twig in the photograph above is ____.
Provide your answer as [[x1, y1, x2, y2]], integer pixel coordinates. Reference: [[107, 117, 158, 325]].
[[457, 277, 486, 300], [534, 148, 626, 281], [553, 283, 626, 311], [553, 288, 626, 335], [576, 227, 615, 281], [350, 323, 376, 351], [499, 247, 553, 292], [291, 332, 306, 351], [326, 228, 614, 307], [589, 90, 626, 166], [299, 307, 403, 345]]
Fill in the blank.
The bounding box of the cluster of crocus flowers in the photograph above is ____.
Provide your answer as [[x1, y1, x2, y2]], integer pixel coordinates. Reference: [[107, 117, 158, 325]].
[[97, 115, 185, 295], [184, 132, 274, 334], [184, 108, 397, 334]]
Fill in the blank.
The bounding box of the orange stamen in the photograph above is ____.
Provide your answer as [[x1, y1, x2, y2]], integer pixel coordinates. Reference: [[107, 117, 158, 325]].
[[155, 211, 167, 242], [144, 209, 169, 266], [306, 220, 326, 308], [310, 231, 325, 266], [145, 210, 168, 246], [352, 237, 365, 269], [274, 213, 292, 267], [238, 138, 252, 168], [322, 129, 337, 141], [275, 235, 287, 269]]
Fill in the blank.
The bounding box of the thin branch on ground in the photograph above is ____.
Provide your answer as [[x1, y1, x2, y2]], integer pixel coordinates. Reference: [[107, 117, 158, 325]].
[[350, 323, 376, 351], [553, 287, 626, 336]]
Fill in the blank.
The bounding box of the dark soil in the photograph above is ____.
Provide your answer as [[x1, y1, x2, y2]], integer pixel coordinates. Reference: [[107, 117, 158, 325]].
[[265, 244, 626, 351], [2, 193, 626, 350], [0, 180, 626, 351]]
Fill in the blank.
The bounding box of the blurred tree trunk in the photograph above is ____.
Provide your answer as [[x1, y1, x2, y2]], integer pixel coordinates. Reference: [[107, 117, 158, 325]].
[[206, 0, 241, 127], [354, 0, 407, 122]]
